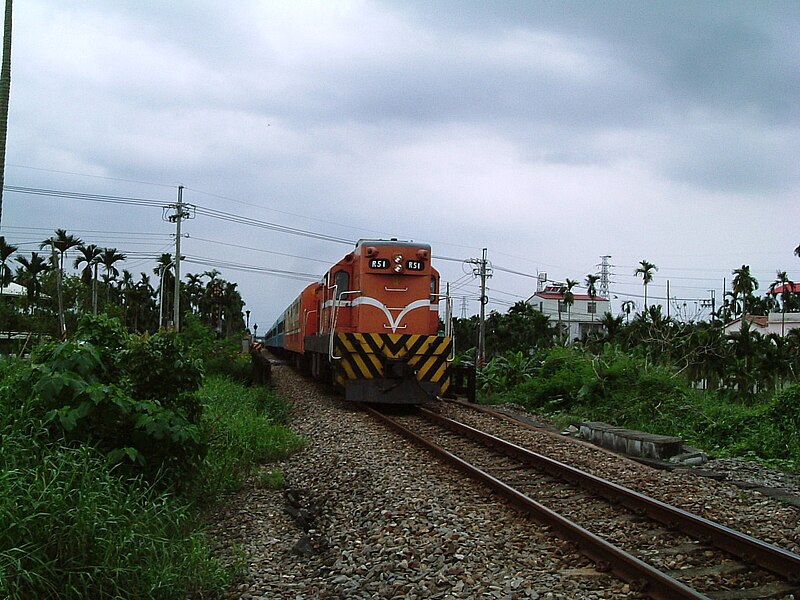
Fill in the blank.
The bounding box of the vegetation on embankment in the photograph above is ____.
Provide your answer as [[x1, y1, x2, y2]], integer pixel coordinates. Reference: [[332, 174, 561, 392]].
[[479, 346, 800, 472], [0, 314, 303, 600]]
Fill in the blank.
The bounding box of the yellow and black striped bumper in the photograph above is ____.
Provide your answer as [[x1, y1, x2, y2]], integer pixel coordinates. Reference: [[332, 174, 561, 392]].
[[333, 333, 452, 402]]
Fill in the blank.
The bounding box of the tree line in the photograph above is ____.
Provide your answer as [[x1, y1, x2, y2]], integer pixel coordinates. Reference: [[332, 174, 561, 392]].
[[453, 251, 800, 401], [0, 228, 245, 341]]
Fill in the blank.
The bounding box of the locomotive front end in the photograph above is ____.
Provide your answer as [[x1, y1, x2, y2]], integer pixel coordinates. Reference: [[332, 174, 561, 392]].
[[326, 240, 452, 403], [334, 332, 452, 403]]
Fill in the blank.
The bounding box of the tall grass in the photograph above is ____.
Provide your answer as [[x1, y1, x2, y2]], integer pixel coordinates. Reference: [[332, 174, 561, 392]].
[[197, 376, 305, 496], [0, 330, 305, 598], [0, 439, 229, 599]]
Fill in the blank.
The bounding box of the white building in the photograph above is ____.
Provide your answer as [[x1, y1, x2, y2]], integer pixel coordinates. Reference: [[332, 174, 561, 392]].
[[526, 282, 610, 341], [722, 282, 800, 336], [723, 313, 800, 337]]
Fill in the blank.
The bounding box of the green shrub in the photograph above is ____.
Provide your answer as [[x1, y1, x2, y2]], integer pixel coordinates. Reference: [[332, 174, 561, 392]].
[[15, 315, 207, 486], [763, 385, 800, 464], [259, 468, 285, 490], [496, 346, 594, 409], [483, 344, 799, 471], [181, 313, 251, 382], [0, 314, 311, 599], [477, 351, 537, 396]]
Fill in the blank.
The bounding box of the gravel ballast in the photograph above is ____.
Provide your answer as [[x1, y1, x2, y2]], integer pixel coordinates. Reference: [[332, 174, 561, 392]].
[[208, 366, 799, 599]]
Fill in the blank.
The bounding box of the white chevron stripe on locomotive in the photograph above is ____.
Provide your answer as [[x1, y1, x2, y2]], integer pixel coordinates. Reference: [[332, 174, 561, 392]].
[[351, 297, 431, 333]]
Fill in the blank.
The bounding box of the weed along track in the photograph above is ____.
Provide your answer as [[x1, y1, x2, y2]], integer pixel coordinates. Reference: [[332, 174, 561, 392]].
[[365, 402, 800, 599]]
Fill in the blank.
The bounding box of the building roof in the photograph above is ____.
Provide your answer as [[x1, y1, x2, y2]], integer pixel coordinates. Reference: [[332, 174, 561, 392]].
[[0, 282, 25, 297], [768, 282, 800, 295]]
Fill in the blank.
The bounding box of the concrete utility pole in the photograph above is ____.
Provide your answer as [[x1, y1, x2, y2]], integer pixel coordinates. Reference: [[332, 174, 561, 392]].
[[52, 242, 65, 338], [468, 248, 492, 368], [169, 185, 188, 331]]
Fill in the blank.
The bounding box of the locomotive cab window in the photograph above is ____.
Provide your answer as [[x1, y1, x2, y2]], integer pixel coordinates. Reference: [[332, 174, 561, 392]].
[[334, 270, 350, 300], [430, 275, 438, 302]]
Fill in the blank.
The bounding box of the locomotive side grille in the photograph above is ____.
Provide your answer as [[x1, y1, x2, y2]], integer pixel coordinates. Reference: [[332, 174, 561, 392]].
[[333, 333, 452, 394]]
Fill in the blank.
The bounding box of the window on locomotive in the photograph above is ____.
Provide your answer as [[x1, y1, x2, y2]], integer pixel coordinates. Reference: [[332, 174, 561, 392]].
[[334, 270, 350, 300], [430, 275, 438, 302]]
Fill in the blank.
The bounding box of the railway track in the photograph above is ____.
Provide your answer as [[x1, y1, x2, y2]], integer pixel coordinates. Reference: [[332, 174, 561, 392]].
[[363, 403, 800, 600]]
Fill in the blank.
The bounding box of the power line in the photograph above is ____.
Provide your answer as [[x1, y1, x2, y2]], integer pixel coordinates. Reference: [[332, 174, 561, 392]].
[[188, 235, 334, 265], [191, 205, 353, 244], [7, 164, 178, 189], [183, 255, 320, 282], [5, 185, 166, 208], [6, 184, 356, 246]]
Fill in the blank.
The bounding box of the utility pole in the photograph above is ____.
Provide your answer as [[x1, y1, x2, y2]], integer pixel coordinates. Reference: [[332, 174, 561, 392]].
[[468, 248, 492, 368], [52, 242, 65, 338], [444, 282, 452, 337], [92, 262, 98, 315], [701, 289, 716, 322], [168, 185, 189, 332]]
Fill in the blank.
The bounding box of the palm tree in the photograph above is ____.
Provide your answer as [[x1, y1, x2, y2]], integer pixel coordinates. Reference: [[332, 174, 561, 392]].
[[201, 269, 222, 327], [621, 300, 636, 324], [184, 272, 204, 314], [731, 264, 758, 327], [0, 234, 16, 290], [117, 269, 135, 326], [40, 228, 82, 272], [221, 281, 244, 336], [131, 272, 156, 332], [40, 229, 81, 334], [73, 243, 102, 314], [770, 270, 795, 337], [99, 247, 126, 282], [14, 251, 49, 312], [0, 0, 13, 227], [73, 244, 101, 284], [585, 274, 600, 322], [634, 260, 657, 313], [154, 253, 174, 328], [563, 278, 578, 343], [599, 312, 624, 342], [98, 247, 126, 304]]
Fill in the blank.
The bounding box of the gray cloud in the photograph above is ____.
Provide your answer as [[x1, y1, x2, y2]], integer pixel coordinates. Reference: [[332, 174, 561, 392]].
[[4, 0, 799, 324]]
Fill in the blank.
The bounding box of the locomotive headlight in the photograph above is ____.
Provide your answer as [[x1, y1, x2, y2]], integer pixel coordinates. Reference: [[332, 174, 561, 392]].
[[393, 264, 403, 273], [393, 254, 403, 264]]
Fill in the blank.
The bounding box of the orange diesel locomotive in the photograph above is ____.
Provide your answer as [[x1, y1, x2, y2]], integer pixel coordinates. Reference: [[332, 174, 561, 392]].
[[265, 239, 452, 403]]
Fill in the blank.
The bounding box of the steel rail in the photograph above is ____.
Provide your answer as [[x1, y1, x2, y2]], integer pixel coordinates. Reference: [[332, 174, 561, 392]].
[[363, 405, 709, 600], [420, 407, 800, 584]]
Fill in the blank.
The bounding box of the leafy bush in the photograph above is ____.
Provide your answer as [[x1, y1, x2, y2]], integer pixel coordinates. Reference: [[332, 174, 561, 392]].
[[0, 314, 311, 599], [17, 314, 206, 485], [181, 313, 251, 382], [0, 353, 228, 599], [762, 385, 800, 464], [483, 343, 799, 471], [478, 351, 537, 396], [497, 346, 595, 410]]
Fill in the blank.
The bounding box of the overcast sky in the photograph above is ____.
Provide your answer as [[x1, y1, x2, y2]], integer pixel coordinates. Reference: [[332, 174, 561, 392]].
[[3, 0, 799, 329]]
